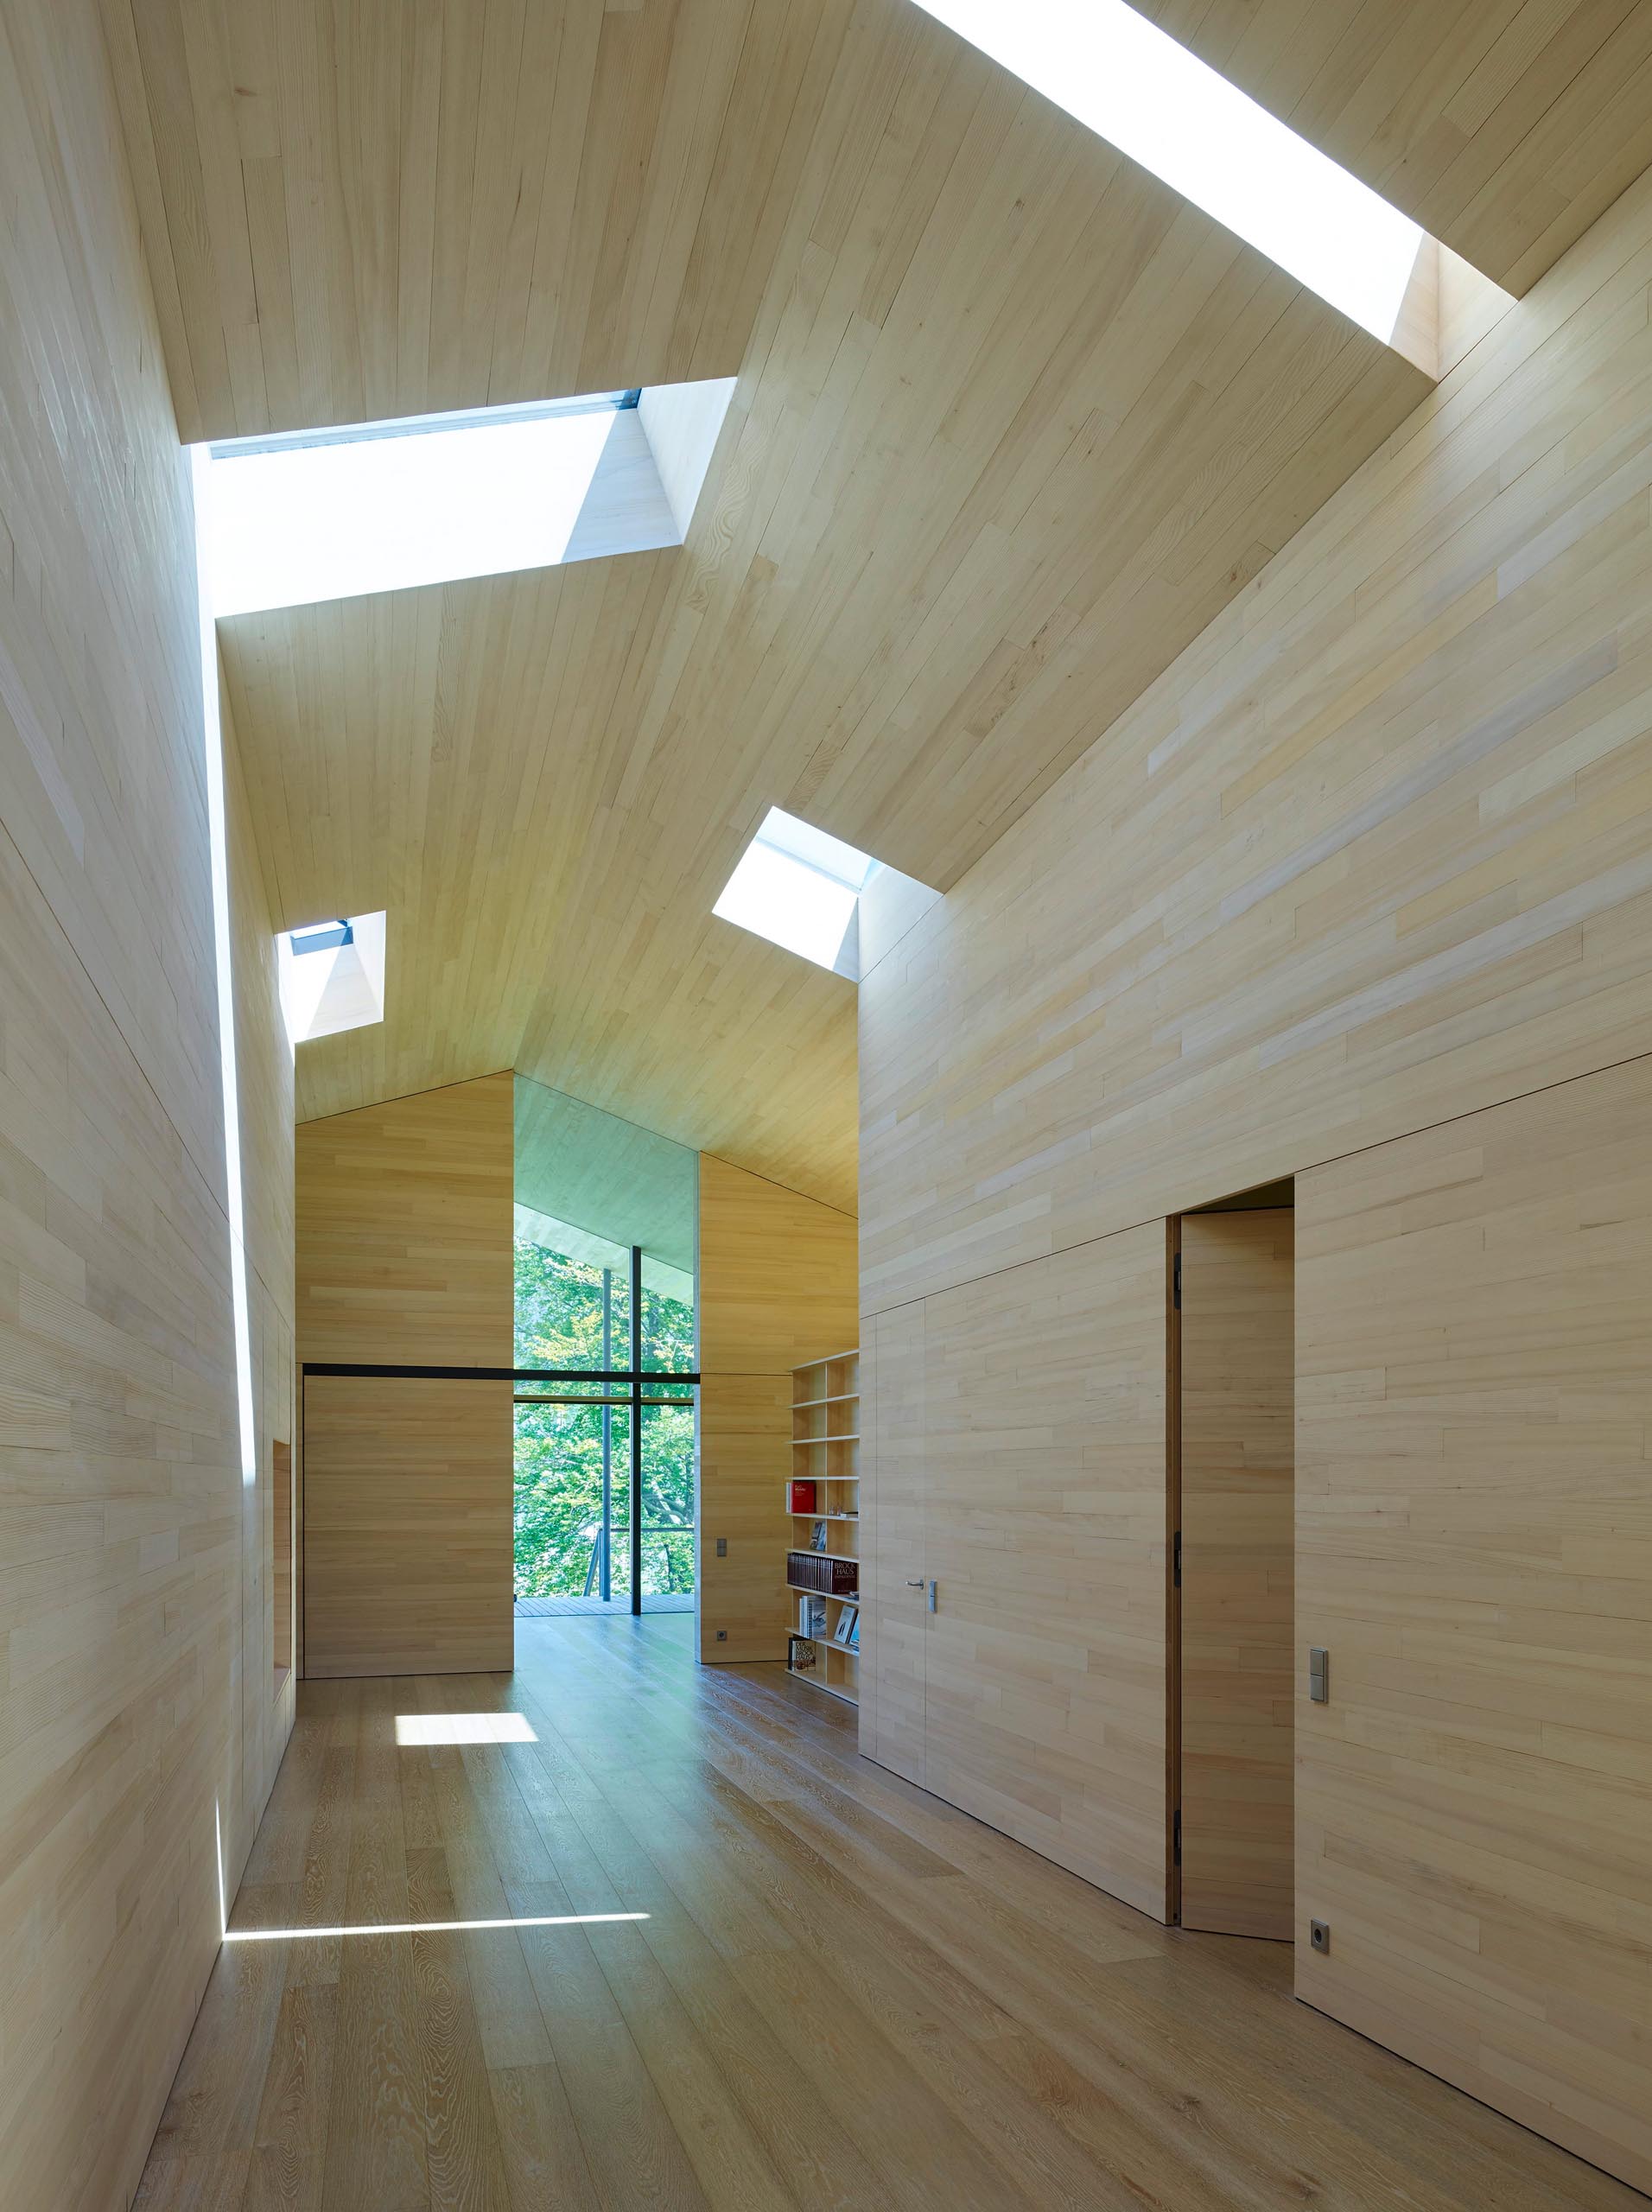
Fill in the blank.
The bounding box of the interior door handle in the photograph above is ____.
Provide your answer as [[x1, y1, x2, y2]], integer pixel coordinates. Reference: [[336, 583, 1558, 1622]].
[[905, 1578, 924, 1587]]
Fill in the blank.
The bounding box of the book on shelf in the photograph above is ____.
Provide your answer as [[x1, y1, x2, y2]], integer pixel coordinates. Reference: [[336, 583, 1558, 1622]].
[[809, 1518, 829, 1552], [787, 1550, 857, 1595], [832, 1601, 859, 1649], [788, 1478, 816, 1513], [788, 1634, 817, 1672], [801, 1596, 829, 1637]]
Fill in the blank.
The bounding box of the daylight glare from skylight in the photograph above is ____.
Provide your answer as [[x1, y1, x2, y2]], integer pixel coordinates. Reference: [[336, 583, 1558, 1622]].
[[910, 0, 1427, 348], [276, 910, 386, 1048], [204, 401, 625, 615], [714, 808, 878, 975]]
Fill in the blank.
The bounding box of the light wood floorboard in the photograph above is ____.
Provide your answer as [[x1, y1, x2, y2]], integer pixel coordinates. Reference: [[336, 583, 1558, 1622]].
[[135, 1618, 1645, 2212]]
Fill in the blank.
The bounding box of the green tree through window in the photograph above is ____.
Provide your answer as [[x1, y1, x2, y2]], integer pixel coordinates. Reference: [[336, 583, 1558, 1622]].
[[512, 1236, 696, 1599]]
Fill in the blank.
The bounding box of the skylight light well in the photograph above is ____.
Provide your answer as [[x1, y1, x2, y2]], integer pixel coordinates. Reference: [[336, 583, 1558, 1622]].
[[713, 808, 939, 981], [200, 378, 736, 617], [715, 809, 874, 976], [277, 910, 386, 1047], [910, 0, 1438, 357]]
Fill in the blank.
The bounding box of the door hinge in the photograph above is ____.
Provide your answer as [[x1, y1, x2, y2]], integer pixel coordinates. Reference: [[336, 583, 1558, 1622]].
[[1172, 1808, 1182, 1866], [1172, 1530, 1182, 1587], [1172, 1250, 1181, 1310]]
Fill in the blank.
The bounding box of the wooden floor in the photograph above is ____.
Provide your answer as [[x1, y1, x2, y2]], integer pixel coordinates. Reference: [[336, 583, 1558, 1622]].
[[136, 1618, 1645, 2212]]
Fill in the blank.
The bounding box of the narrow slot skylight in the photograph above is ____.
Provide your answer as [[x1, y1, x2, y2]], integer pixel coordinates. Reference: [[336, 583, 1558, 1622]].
[[714, 809, 883, 977], [200, 378, 735, 616], [910, 0, 1432, 353]]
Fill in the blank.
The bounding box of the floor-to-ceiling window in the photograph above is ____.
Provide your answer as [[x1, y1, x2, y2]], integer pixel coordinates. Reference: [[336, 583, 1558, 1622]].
[[511, 1078, 697, 1617]]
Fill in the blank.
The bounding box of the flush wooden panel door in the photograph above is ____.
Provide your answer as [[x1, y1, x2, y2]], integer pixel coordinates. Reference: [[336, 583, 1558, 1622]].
[[860, 1300, 927, 1784], [917, 1227, 1172, 1918], [1296, 1058, 1652, 2195], [1179, 1211, 1294, 1939]]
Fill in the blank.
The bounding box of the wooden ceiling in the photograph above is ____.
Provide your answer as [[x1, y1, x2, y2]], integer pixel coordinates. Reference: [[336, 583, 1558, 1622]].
[[1145, 0, 1652, 297], [105, 0, 1652, 1210]]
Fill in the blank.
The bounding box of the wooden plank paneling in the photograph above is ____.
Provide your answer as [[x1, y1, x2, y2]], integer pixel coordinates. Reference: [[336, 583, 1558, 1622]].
[[1296, 1056, 1652, 2196], [1148, 0, 1652, 296], [148, 0, 1460, 1206], [696, 1154, 857, 1664], [0, 6, 295, 2202], [1179, 1210, 1293, 1941], [302, 1376, 512, 1679], [295, 1071, 513, 1676], [861, 163, 1652, 1317], [295, 1071, 514, 1367], [918, 1226, 1172, 1919]]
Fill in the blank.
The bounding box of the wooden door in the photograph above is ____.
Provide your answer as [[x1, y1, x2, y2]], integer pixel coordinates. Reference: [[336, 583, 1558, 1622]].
[[918, 1228, 1172, 1917], [303, 1376, 513, 1677], [1179, 1211, 1293, 1938], [860, 1301, 927, 1783], [1297, 1058, 1652, 2196]]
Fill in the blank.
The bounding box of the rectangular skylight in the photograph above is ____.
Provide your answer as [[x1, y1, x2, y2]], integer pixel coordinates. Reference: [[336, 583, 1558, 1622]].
[[277, 909, 386, 1048], [199, 378, 736, 617], [714, 808, 886, 978], [909, 0, 1434, 356]]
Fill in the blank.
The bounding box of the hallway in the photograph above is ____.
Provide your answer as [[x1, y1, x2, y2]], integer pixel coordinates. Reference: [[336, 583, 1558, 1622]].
[[135, 1622, 1638, 2212]]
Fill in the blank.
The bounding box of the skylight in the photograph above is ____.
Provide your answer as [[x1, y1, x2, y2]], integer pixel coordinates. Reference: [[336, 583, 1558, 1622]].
[[714, 809, 885, 977], [200, 378, 736, 617], [910, 0, 1433, 354], [277, 910, 386, 1048]]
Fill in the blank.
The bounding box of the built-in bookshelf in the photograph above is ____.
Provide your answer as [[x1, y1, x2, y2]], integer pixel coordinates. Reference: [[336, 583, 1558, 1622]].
[[785, 1349, 860, 1705]]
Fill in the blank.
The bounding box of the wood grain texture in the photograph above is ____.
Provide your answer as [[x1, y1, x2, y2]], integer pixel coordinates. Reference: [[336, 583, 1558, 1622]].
[[1296, 1055, 1652, 2196], [302, 1376, 513, 1680], [862, 1226, 1172, 1921], [1179, 1210, 1293, 1942], [0, 5, 294, 2204], [133, 1618, 1646, 2212], [861, 162, 1652, 1318], [112, 0, 1464, 1206], [295, 1072, 512, 1678], [295, 1071, 513, 1368], [1147, 0, 1652, 296], [696, 1154, 857, 1665]]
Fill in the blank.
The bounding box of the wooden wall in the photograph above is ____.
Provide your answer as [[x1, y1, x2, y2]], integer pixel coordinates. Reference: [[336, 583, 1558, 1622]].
[[295, 1072, 513, 1677], [1297, 1058, 1652, 2196], [295, 1071, 514, 1366], [0, 6, 294, 2203], [856, 141, 1652, 2190], [696, 1154, 857, 1664], [302, 1376, 511, 1679], [861, 163, 1652, 1313]]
